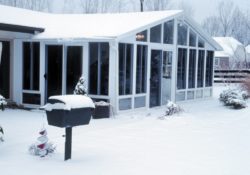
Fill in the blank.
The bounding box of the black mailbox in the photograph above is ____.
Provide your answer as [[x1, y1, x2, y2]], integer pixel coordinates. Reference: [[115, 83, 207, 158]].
[[43, 95, 95, 161]]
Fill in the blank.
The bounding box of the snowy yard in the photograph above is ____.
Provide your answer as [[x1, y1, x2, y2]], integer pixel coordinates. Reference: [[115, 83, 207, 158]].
[[1, 85, 250, 175]]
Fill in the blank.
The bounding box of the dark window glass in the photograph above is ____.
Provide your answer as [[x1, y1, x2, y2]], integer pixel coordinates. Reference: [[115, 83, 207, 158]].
[[89, 42, 109, 95], [136, 30, 147, 42], [177, 48, 187, 89], [163, 20, 174, 44], [188, 49, 196, 88], [66, 46, 82, 94], [23, 42, 40, 91], [0, 41, 10, 98], [197, 50, 205, 87], [150, 24, 162, 43], [198, 38, 205, 48], [119, 43, 133, 95], [206, 51, 214, 87], [136, 45, 148, 94], [23, 93, 40, 105], [189, 30, 197, 47], [177, 23, 188, 45], [46, 45, 63, 99]]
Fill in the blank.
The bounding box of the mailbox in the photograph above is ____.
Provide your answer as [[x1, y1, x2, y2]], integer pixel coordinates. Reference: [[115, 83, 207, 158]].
[[43, 95, 95, 160]]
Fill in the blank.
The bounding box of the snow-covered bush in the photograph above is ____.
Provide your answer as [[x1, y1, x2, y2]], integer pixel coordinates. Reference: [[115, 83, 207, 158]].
[[29, 128, 56, 157], [0, 126, 4, 142], [74, 76, 87, 95], [219, 89, 247, 109], [165, 101, 183, 116], [0, 95, 7, 111]]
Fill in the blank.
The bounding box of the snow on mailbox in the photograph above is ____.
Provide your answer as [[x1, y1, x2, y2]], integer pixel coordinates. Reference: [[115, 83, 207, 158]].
[[43, 95, 95, 161]]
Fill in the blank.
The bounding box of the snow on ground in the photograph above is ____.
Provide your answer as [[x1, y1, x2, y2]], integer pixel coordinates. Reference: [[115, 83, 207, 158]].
[[1, 84, 250, 175]]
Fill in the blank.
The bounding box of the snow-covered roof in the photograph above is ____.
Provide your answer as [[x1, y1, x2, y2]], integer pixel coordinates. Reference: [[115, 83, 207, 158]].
[[0, 5, 182, 39], [213, 37, 243, 58], [246, 45, 250, 54]]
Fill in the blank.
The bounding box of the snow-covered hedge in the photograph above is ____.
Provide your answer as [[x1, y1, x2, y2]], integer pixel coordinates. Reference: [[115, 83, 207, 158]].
[[219, 89, 247, 109], [165, 101, 183, 116]]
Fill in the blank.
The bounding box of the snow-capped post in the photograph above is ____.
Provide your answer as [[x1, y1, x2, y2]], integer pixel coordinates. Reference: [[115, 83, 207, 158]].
[[42, 95, 95, 161]]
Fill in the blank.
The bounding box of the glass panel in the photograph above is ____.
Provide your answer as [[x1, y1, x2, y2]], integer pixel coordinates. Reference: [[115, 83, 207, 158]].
[[119, 43, 133, 95], [46, 45, 63, 99], [89, 43, 98, 94], [89, 43, 109, 95], [196, 89, 203, 98], [176, 91, 185, 101], [187, 91, 194, 100], [162, 51, 172, 105], [177, 23, 188, 45], [177, 48, 187, 89], [119, 98, 132, 110], [188, 49, 196, 88], [134, 96, 146, 108], [23, 93, 40, 105], [163, 20, 174, 44], [205, 51, 214, 87], [136, 30, 147, 42], [150, 50, 162, 107], [189, 29, 197, 47], [66, 46, 82, 94], [0, 41, 10, 98], [204, 89, 212, 97], [136, 45, 147, 94], [150, 24, 162, 43], [198, 38, 205, 48], [197, 50, 205, 88], [100, 43, 109, 95]]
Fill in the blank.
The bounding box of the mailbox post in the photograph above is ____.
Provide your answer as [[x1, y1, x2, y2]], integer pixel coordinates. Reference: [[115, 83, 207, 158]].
[[43, 95, 95, 161]]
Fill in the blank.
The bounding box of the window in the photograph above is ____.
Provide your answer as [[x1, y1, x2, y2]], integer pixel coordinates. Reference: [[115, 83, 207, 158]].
[[89, 42, 109, 95], [0, 41, 10, 98], [177, 23, 188, 45], [206, 51, 214, 87], [136, 45, 148, 94], [189, 29, 197, 47], [136, 30, 147, 42], [198, 38, 205, 48], [23, 42, 40, 90], [119, 43, 133, 95], [177, 48, 187, 89], [197, 50, 205, 88], [163, 51, 172, 78], [66, 46, 82, 94], [150, 24, 162, 43], [163, 20, 174, 44], [188, 49, 196, 88]]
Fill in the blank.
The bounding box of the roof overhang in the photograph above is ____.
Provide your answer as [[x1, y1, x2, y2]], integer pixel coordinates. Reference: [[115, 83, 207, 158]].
[[0, 23, 44, 34]]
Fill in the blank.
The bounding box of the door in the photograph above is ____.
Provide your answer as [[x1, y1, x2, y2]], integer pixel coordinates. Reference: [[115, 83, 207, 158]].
[[0, 41, 10, 99], [150, 50, 162, 107], [66, 46, 83, 94], [45, 45, 63, 100], [161, 51, 172, 105]]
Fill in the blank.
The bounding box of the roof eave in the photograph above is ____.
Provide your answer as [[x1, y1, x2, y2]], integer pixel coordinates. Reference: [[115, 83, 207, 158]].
[[0, 23, 44, 34]]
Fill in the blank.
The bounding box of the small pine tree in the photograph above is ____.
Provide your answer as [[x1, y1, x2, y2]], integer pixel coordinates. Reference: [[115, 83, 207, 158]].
[[74, 76, 87, 95], [0, 95, 7, 111], [29, 128, 56, 157]]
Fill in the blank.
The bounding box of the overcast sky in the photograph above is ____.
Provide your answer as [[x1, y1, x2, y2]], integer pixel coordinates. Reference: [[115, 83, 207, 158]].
[[52, 0, 250, 23]]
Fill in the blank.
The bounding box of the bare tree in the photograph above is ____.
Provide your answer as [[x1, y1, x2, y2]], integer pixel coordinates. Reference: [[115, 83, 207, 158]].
[[178, 0, 194, 17], [0, 0, 51, 11], [79, 0, 98, 13], [202, 16, 221, 37], [144, 0, 171, 11]]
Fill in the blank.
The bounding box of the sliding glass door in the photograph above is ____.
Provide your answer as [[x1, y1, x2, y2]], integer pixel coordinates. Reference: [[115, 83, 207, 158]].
[[0, 41, 10, 99]]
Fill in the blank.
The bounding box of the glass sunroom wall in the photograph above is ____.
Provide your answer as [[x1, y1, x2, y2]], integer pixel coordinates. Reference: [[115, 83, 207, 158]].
[[176, 19, 214, 101]]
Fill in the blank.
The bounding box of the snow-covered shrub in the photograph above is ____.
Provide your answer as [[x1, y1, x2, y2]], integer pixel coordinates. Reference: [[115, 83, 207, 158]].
[[0, 95, 7, 111], [165, 101, 183, 116], [219, 89, 247, 109], [74, 76, 87, 95], [29, 128, 56, 157], [0, 126, 4, 142]]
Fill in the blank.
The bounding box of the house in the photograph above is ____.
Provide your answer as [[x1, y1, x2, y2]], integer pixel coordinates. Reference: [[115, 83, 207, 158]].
[[0, 5, 221, 113], [213, 37, 247, 70]]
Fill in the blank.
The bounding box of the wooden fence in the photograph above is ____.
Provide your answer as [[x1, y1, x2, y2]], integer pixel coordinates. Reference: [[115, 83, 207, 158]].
[[214, 69, 250, 83]]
